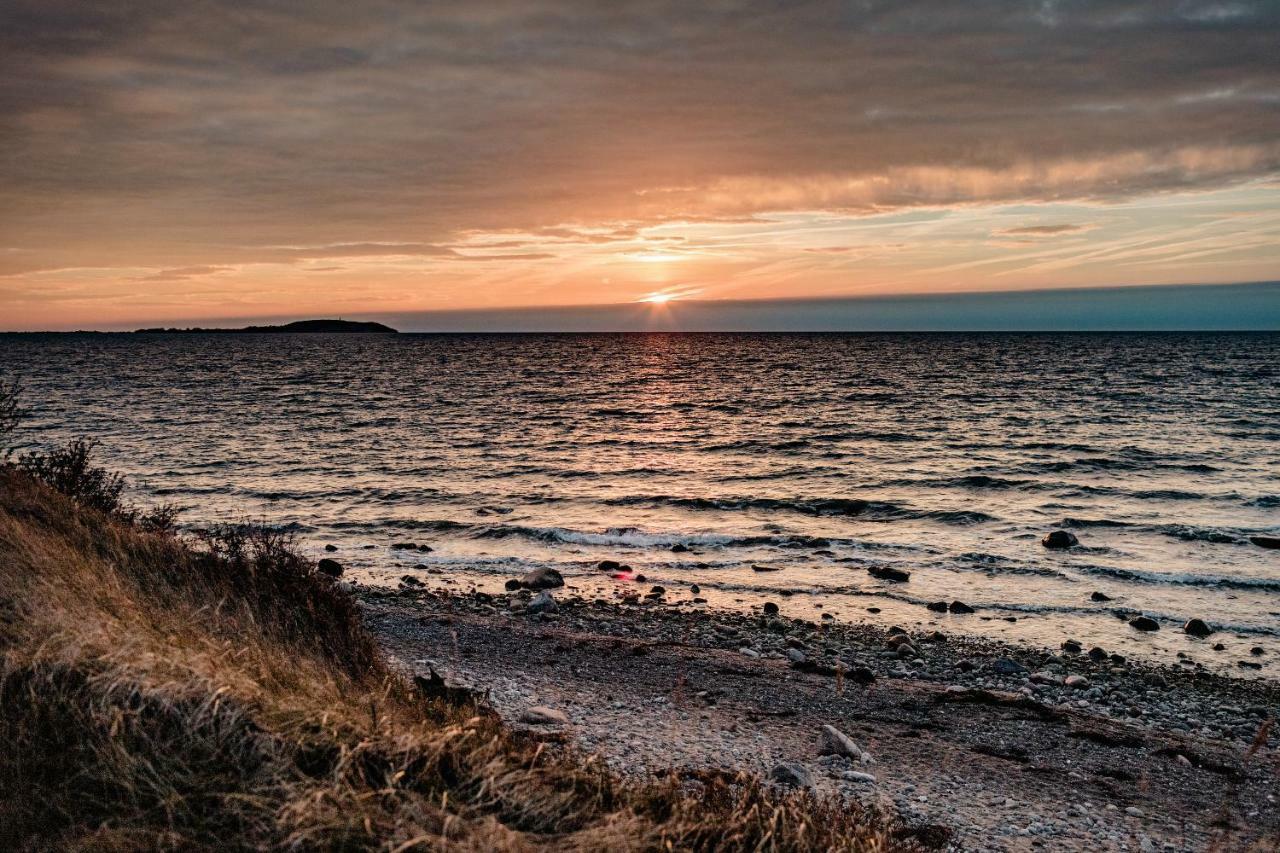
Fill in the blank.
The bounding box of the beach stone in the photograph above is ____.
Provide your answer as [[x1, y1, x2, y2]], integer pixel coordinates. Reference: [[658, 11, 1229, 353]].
[[1061, 640, 1082, 654], [927, 601, 949, 612], [316, 558, 343, 578], [520, 706, 569, 726], [1183, 618, 1214, 638], [841, 771, 877, 784], [991, 658, 1029, 676], [769, 763, 813, 788], [690, 584, 701, 594], [598, 559, 622, 571], [504, 578, 522, 591], [1249, 535, 1280, 549], [1065, 675, 1091, 689], [868, 566, 910, 582], [527, 591, 558, 614], [518, 567, 564, 590], [1090, 591, 1113, 602], [817, 724, 863, 759], [752, 564, 781, 572], [948, 601, 975, 614], [1129, 616, 1160, 632], [1088, 647, 1108, 661], [1042, 530, 1079, 549], [670, 543, 689, 553], [762, 602, 780, 615], [323, 544, 338, 552]]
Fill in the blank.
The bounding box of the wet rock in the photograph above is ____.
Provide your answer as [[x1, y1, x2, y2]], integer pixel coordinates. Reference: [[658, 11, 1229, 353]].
[[786, 648, 807, 664], [670, 543, 689, 553], [1042, 530, 1079, 549], [768, 763, 812, 788], [316, 558, 343, 578], [1249, 535, 1280, 550], [1183, 618, 1214, 638], [948, 601, 974, 614], [752, 564, 782, 572], [1061, 640, 1082, 654], [762, 602, 780, 616], [1129, 616, 1160, 632], [399, 575, 423, 587], [1250, 646, 1265, 656], [1213, 642, 1226, 651], [520, 705, 568, 725], [1090, 591, 1113, 602], [868, 566, 911, 582], [518, 567, 565, 590], [649, 585, 666, 595], [1064, 674, 1091, 689], [598, 560, 622, 571], [817, 724, 864, 759], [392, 542, 432, 552], [849, 666, 876, 685], [324, 544, 338, 552], [1088, 646, 1108, 661], [690, 584, 701, 594], [926, 601, 949, 613], [527, 591, 558, 614], [504, 578, 522, 591]]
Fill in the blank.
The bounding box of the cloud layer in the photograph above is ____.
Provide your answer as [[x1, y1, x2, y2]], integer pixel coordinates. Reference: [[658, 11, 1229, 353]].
[[1, 0, 1278, 325]]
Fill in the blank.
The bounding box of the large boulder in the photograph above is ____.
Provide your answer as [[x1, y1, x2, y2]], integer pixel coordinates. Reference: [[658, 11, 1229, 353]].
[[1041, 530, 1079, 549], [517, 567, 564, 590]]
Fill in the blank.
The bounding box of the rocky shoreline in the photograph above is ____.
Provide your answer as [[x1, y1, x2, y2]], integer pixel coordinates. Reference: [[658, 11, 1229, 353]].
[[360, 582, 1278, 851]]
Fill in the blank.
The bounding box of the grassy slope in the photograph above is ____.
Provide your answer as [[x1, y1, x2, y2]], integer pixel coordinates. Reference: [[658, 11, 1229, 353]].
[[0, 468, 919, 851]]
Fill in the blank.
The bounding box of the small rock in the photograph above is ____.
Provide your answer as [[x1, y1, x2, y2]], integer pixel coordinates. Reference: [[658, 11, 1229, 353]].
[[1088, 646, 1108, 661], [1064, 675, 1091, 689], [527, 591, 558, 614], [518, 567, 565, 590], [316, 558, 343, 578], [991, 658, 1029, 676], [1248, 535, 1280, 550], [1061, 640, 1082, 654], [868, 566, 911, 582], [817, 724, 864, 759], [690, 584, 701, 594], [598, 559, 622, 571], [520, 706, 569, 725], [752, 564, 782, 572], [1042, 530, 1079, 549], [323, 544, 338, 552], [762, 602, 780, 616], [1250, 646, 1264, 656], [1129, 616, 1160, 632], [1090, 591, 1113, 602], [769, 763, 812, 788], [786, 648, 807, 664], [504, 578, 522, 591], [670, 543, 689, 553], [948, 601, 975, 614], [841, 771, 877, 784], [1183, 618, 1214, 638], [926, 601, 949, 613]]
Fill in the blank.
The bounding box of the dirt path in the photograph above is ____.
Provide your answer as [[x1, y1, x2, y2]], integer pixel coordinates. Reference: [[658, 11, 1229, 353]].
[[363, 591, 1278, 852]]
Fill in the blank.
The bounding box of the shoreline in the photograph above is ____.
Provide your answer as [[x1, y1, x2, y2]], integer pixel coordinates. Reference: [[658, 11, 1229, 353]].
[[362, 584, 1279, 851]]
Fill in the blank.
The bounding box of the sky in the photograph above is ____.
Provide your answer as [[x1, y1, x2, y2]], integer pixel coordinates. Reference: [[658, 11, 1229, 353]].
[[1, 1, 1279, 331]]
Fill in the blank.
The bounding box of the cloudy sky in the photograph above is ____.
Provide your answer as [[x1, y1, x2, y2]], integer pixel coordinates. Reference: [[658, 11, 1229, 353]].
[[2, 0, 1278, 329]]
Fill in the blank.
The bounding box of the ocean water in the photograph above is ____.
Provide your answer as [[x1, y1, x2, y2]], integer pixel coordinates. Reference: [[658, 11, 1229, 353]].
[[5, 332, 1278, 675]]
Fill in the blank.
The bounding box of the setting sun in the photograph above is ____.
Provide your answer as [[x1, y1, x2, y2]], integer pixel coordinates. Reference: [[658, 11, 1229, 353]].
[[639, 292, 676, 304]]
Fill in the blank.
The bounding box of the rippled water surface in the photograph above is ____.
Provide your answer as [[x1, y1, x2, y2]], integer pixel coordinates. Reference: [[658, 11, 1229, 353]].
[[5, 332, 1278, 674]]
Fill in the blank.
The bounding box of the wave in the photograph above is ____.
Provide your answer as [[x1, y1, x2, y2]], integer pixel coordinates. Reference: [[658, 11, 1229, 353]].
[[1154, 523, 1248, 544], [471, 523, 836, 550], [601, 494, 995, 524], [1075, 563, 1280, 591]]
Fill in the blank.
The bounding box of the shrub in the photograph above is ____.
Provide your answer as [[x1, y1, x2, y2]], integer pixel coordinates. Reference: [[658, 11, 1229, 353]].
[[0, 378, 27, 459], [20, 439, 126, 515]]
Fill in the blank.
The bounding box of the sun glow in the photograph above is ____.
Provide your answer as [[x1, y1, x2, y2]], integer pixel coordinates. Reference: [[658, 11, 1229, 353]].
[[639, 292, 676, 303]]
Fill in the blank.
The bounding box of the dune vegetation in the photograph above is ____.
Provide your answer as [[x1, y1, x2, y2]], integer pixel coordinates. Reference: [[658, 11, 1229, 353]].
[[0, 387, 917, 850]]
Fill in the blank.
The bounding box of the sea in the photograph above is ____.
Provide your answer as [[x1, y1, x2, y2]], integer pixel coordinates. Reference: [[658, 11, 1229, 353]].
[[4, 332, 1278, 675]]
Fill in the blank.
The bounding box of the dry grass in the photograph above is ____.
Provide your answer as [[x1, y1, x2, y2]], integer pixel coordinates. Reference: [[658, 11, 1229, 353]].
[[0, 467, 927, 851]]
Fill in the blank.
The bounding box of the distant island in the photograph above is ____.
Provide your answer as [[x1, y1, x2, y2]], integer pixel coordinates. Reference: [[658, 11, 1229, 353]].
[[134, 319, 398, 334]]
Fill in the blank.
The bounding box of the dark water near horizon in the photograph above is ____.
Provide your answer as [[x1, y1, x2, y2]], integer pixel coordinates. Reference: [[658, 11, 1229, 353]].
[[4, 332, 1279, 676]]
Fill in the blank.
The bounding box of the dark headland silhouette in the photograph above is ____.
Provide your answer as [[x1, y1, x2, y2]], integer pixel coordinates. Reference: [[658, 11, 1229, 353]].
[[134, 319, 398, 334]]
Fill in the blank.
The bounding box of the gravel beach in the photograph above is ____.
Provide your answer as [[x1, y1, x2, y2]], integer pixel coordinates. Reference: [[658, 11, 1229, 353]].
[[360, 582, 1279, 851]]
